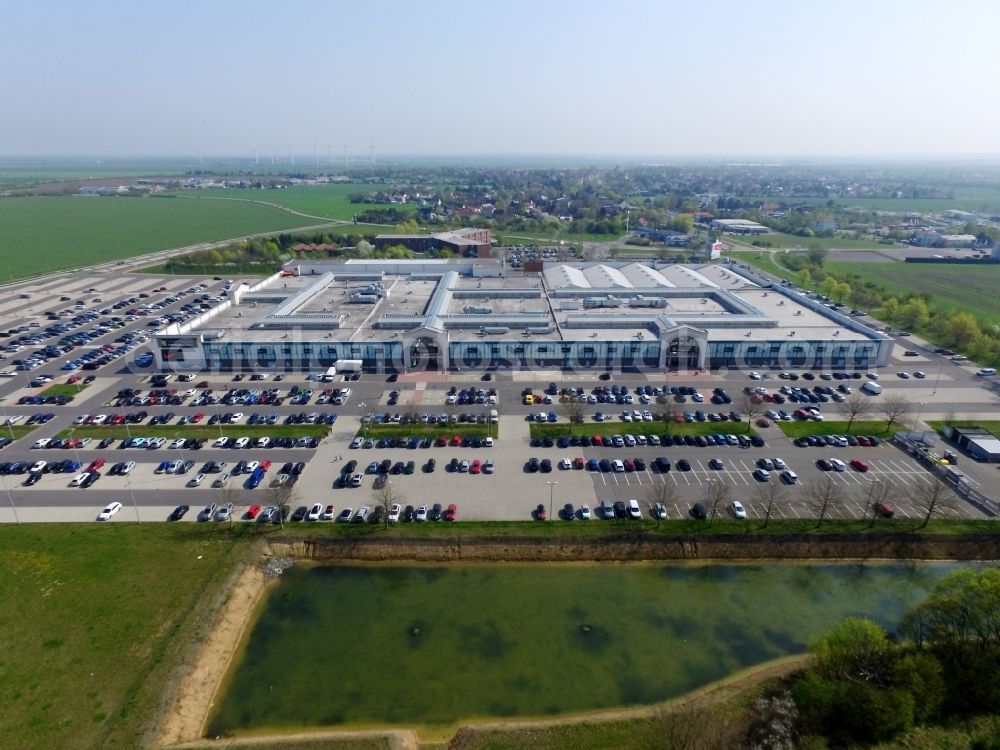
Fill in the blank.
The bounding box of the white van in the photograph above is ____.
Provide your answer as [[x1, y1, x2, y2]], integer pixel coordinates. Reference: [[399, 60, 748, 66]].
[[976, 368, 997, 377], [489, 409, 498, 423], [861, 381, 883, 395]]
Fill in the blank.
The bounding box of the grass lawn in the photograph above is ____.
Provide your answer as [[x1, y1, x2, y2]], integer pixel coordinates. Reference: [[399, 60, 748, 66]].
[[171, 184, 417, 223], [0, 523, 252, 750], [775, 419, 902, 438], [5, 424, 38, 440], [734, 250, 799, 282], [0, 195, 321, 281], [725, 232, 893, 251], [825, 260, 1000, 327], [39, 382, 89, 398], [55, 423, 330, 440], [358, 422, 494, 439], [529, 419, 753, 439], [182, 741, 390, 750], [260, 516, 1000, 540], [139, 261, 275, 276]]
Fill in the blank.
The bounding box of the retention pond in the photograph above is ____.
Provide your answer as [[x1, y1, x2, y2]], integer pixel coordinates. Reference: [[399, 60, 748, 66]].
[[208, 561, 975, 735]]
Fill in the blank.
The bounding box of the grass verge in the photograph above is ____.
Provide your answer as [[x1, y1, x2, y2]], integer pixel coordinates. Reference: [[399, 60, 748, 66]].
[[55, 423, 330, 440], [358, 422, 494, 439], [5, 424, 39, 441], [262, 517, 1000, 538], [39, 382, 89, 398], [928, 420, 1000, 434], [0, 523, 253, 750], [775, 419, 902, 438], [529, 420, 752, 439]]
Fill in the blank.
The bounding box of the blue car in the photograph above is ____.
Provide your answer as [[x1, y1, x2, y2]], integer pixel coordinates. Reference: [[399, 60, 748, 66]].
[[587, 458, 600, 471], [325, 414, 337, 425], [547, 411, 558, 422], [557, 437, 570, 448]]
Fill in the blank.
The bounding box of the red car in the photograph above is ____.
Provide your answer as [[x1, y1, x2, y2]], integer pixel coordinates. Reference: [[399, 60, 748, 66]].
[[623, 458, 635, 472], [87, 458, 105, 472], [67, 376, 81, 384], [856, 436, 872, 447], [436, 435, 448, 447], [850, 459, 870, 472], [258, 460, 272, 471], [444, 503, 457, 521], [470, 459, 481, 474], [873, 502, 895, 518], [191, 413, 204, 423], [592, 435, 604, 447], [246, 504, 261, 519], [450, 435, 462, 446]]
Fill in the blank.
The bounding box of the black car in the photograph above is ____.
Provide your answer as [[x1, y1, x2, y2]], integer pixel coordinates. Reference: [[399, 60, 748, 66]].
[[690, 502, 709, 520], [599, 458, 612, 472], [168, 505, 189, 522], [677, 459, 691, 471], [655, 456, 671, 472], [539, 459, 552, 473], [403, 504, 415, 522], [429, 503, 443, 521], [613, 501, 627, 519], [81, 471, 101, 488], [291, 505, 308, 522], [526, 457, 539, 473], [425, 458, 436, 472], [562, 502, 576, 520]]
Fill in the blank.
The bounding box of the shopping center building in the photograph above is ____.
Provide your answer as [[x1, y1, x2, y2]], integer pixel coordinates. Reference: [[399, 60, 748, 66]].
[[153, 259, 892, 373]]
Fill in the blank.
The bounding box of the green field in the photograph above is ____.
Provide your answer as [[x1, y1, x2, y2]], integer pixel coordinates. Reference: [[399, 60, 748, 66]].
[[725, 231, 893, 250], [0, 195, 323, 280], [775, 419, 903, 438], [4, 424, 38, 441], [749, 189, 1000, 212], [55, 423, 329, 441], [174, 183, 417, 223], [826, 260, 1000, 326], [0, 523, 250, 750]]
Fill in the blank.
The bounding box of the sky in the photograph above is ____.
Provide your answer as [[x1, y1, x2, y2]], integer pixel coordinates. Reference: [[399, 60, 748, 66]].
[[3, 0, 999, 159]]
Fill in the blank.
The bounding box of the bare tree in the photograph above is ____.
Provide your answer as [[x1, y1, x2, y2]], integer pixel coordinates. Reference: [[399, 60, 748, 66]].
[[909, 476, 953, 529], [560, 399, 586, 435], [880, 394, 913, 433], [266, 484, 298, 528], [658, 401, 680, 434], [372, 477, 405, 529], [837, 390, 873, 432], [738, 391, 764, 433], [805, 476, 843, 527], [753, 480, 785, 528], [859, 478, 892, 525], [703, 479, 731, 524], [645, 481, 679, 528]]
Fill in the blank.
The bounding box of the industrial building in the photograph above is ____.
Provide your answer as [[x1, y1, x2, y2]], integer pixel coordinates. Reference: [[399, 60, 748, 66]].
[[374, 227, 493, 257], [949, 427, 1000, 463], [153, 260, 892, 374]]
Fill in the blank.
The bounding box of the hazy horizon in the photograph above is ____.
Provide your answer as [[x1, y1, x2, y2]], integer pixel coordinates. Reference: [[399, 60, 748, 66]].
[[4, 0, 999, 159]]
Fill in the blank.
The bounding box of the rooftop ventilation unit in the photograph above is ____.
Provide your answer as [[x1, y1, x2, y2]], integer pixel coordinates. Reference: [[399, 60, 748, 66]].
[[463, 305, 493, 314]]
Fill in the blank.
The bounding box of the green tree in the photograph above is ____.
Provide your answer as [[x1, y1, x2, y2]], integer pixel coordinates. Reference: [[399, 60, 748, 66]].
[[394, 218, 420, 234], [806, 243, 827, 266], [900, 298, 931, 329], [881, 296, 901, 322], [809, 617, 893, 684], [819, 276, 839, 299], [940, 311, 982, 350], [835, 281, 852, 303], [797, 268, 812, 288], [892, 652, 945, 722]]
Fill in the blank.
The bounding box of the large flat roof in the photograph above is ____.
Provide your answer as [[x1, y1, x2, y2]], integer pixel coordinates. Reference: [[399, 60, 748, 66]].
[[178, 262, 880, 344]]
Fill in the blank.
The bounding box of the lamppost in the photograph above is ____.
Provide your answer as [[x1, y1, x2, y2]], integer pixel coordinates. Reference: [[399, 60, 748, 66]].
[[359, 401, 368, 439], [0, 471, 20, 524], [914, 400, 927, 429], [126, 473, 141, 525], [546, 480, 559, 520], [932, 361, 945, 396]]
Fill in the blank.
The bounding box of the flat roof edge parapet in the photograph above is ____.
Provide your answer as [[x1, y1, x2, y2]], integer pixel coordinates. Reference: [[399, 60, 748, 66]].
[[270, 272, 335, 317]]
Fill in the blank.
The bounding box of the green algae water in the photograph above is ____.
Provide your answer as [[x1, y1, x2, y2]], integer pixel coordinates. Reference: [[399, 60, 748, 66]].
[[208, 562, 975, 734]]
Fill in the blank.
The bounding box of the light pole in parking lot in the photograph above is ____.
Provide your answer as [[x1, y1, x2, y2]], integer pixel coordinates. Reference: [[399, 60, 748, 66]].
[[932, 362, 945, 396], [359, 402, 368, 439], [126, 473, 141, 524], [1, 471, 19, 524], [546, 480, 559, 520], [914, 400, 927, 429]]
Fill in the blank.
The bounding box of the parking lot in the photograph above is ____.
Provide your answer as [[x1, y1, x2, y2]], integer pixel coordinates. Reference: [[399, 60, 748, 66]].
[[0, 267, 999, 524]]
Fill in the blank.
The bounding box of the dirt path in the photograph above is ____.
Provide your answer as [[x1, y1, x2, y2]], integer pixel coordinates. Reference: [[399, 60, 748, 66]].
[[156, 563, 269, 747]]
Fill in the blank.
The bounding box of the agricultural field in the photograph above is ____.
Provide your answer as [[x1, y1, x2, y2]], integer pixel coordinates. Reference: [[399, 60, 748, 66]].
[[0, 195, 321, 280], [749, 188, 1000, 212], [825, 260, 1000, 326], [171, 183, 417, 223]]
